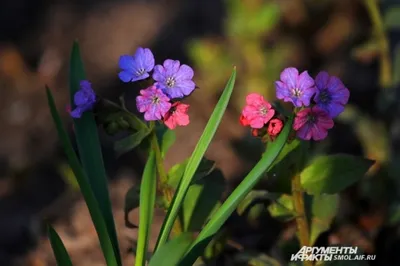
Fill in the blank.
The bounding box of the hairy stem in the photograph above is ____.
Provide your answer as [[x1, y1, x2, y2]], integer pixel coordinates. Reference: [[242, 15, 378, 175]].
[[364, 0, 392, 88], [292, 174, 312, 266]]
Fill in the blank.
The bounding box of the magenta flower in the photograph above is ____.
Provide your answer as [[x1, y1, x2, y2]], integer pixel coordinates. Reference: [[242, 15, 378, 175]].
[[118, 47, 155, 82], [275, 67, 316, 107], [136, 85, 171, 121], [313, 71, 350, 118], [293, 106, 334, 141], [152, 59, 196, 99], [241, 93, 275, 129], [70, 80, 96, 118], [163, 102, 190, 129]]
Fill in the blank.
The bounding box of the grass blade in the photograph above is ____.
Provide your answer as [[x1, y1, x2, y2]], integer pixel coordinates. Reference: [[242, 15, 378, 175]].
[[154, 68, 237, 250], [69, 41, 121, 263], [149, 233, 194, 266], [179, 116, 294, 265], [135, 149, 157, 266], [46, 87, 117, 266], [48, 225, 73, 266]]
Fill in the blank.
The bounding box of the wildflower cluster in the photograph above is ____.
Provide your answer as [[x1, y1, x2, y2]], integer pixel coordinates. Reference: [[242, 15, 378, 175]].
[[70, 47, 196, 130], [240, 67, 349, 141]]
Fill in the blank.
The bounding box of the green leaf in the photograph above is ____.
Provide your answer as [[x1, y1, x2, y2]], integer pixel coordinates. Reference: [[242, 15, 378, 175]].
[[114, 128, 152, 155], [69, 42, 121, 264], [159, 127, 176, 158], [267, 194, 295, 222], [183, 169, 225, 231], [155, 68, 236, 250], [234, 252, 281, 266], [384, 7, 400, 29], [124, 185, 140, 228], [266, 139, 302, 193], [149, 233, 194, 266], [46, 87, 117, 265], [301, 154, 374, 195], [136, 151, 157, 266], [179, 116, 294, 265], [48, 225, 73, 266], [237, 190, 270, 224], [166, 158, 222, 231], [167, 158, 216, 188], [309, 194, 339, 245]]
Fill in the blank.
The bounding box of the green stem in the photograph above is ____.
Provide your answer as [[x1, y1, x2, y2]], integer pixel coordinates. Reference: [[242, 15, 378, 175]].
[[364, 0, 392, 88], [292, 174, 312, 266], [149, 122, 183, 235]]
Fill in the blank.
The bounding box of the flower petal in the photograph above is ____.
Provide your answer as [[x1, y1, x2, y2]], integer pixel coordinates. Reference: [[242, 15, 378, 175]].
[[280, 67, 299, 89], [315, 71, 330, 90], [175, 64, 194, 80]]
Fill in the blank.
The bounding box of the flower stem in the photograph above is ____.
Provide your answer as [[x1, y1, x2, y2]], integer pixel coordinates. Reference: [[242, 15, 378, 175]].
[[292, 173, 313, 266], [364, 0, 392, 88], [149, 124, 183, 235]]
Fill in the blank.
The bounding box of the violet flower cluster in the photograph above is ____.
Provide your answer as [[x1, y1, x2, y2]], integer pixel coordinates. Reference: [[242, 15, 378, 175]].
[[240, 67, 349, 141], [70, 47, 196, 130], [120, 48, 195, 129]]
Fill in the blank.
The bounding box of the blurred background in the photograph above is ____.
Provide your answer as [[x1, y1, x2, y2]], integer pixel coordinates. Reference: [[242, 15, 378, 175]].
[[1, 0, 400, 265]]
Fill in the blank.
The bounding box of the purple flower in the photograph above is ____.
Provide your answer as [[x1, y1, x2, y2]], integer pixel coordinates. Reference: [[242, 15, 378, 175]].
[[70, 80, 96, 118], [293, 106, 334, 141], [118, 47, 155, 82], [275, 67, 316, 107], [136, 85, 172, 121], [313, 71, 350, 118], [152, 59, 196, 99]]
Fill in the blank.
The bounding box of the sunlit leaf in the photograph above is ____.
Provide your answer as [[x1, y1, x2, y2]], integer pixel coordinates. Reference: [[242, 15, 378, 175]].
[[301, 154, 374, 195]]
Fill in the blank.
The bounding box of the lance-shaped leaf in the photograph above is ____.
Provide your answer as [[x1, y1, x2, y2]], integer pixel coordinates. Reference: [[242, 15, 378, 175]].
[[69, 42, 121, 264], [154, 68, 236, 250], [48, 225, 73, 266]]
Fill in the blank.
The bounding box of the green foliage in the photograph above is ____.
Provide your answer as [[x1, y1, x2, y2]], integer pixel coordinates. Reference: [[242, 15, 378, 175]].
[[237, 190, 269, 224], [136, 150, 157, 266], [46, 87, 118, 266], [266, 139, 303, 193], [167, 158, 224, 232], [309, 194, 339, 245], [180, 116, 294, 265], [384, 7, 400, 29], [155, 68, 237, 250], [149, 233, 194, 266], [301, 154, 374, 195], [47, 225, 73, 266], [69, 42, 121, 264], [267, 194, 295, 222], [233, 252, 281, 266], [114, 128, 152, 155]]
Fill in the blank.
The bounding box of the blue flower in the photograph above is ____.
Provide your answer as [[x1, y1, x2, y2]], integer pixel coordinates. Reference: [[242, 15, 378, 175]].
[[70, 80, 96, 118], [118, 47, 155, 82], [313, 71, 350, 118], [152, 59, 196, 99]]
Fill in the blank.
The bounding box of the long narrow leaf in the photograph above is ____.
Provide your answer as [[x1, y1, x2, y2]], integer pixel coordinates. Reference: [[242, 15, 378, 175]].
[[46, 88, 118, 266], [149, 233, 194, 266], [48, 225, 73, 266], [179, 116, 294, 265], [154, 68, 237, 250], [135, 150, 157, 266], [69, 41, 121, 263]]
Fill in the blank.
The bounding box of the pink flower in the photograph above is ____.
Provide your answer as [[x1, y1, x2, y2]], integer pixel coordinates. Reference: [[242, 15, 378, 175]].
[[267, 118, 283, 137], [293, 106, 334, 141], [241, 93, 275, 129], [163, 102, 190, 129], [136, 85, 171, 121]]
